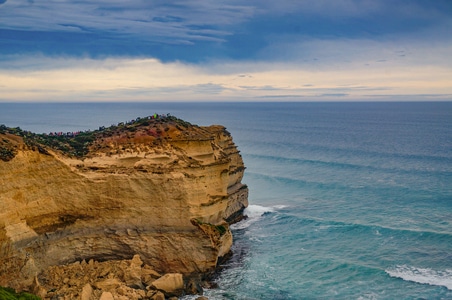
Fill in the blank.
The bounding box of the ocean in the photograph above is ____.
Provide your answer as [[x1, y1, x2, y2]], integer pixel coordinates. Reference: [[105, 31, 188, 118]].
[[1, 102, 451, 299]]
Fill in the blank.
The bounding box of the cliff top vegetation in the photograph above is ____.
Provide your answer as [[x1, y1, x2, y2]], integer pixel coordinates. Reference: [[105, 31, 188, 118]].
[[0, 114, 204, 160]]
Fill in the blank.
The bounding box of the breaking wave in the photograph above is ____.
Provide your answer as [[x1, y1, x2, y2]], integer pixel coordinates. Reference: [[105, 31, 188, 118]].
[[386, 265, 452, 290], [230, 204, 280, 230]]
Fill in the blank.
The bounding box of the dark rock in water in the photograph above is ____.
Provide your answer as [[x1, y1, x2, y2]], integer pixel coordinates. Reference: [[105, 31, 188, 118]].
[[185, 278, 204, 295]]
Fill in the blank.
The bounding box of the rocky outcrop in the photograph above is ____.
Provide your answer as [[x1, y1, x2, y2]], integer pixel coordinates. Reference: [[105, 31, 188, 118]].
[[33, 254, 187, 299], [0, 116, 248, 298]]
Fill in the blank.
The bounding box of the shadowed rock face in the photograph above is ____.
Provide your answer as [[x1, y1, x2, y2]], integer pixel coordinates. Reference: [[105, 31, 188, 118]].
[[0, 117, 248, 292]]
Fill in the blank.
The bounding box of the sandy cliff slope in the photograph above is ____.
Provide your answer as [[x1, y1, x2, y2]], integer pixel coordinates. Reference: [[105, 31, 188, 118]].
[[0, 116, 248, 297]]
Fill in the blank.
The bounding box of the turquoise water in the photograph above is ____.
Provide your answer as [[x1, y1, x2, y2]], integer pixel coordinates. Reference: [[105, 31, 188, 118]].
[[1, 102, 451, 299]]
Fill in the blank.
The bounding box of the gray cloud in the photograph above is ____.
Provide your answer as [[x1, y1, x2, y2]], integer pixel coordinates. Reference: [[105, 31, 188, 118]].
[[319, 93, 348, 97], [191, 83, 227, 94], [143, 83, 229, 95], [0, 0, 255, 45], [238, 85, 279, 91], [1, 0, 451, 68]]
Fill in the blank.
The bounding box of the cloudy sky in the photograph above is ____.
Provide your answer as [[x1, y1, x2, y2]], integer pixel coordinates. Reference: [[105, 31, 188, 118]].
[[0, 0, 451, 102]]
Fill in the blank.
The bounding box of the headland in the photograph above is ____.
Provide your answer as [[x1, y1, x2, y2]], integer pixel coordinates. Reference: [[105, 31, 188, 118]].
[[0, 115, 248, 299]]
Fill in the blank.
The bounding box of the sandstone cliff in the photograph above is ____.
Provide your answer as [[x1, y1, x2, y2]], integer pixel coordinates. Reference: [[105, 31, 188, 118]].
[[0, 116, 248, 298]]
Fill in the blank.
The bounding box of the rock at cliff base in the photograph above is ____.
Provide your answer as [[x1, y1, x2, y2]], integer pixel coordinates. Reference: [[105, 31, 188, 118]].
[[99, 291, 114, 300], [20, 258, 38, 277], [30, 276, 47, 299], [124, 254, 144, 289], [151, 273, 184, 297], [93, 278, 122, 291], [141, 265, 161, 286], [148, 290, 165, 300], [185, 278, 203, 295], [81, 283, 93, 300]]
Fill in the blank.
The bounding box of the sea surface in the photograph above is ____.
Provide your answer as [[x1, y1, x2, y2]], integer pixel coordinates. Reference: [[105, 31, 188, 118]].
[[1, 102, 451, 299]]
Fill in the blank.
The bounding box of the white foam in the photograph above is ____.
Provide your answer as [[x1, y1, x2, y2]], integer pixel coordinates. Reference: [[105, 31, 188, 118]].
[[230, 205, 276, 230], [244, 204, 275, 218], [386, 265, 452, 290], [272, 204, 288, 210]]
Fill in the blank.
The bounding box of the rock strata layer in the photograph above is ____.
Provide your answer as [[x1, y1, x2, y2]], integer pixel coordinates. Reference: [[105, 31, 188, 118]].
[[0, 116, 248, 298]]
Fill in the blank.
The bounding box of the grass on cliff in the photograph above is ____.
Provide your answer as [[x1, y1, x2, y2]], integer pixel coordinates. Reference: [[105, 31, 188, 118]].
[[0, 286, 40, 300]]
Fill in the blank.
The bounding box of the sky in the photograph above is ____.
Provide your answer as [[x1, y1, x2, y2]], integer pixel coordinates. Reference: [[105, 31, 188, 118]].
[[0, 0, 451, 102]]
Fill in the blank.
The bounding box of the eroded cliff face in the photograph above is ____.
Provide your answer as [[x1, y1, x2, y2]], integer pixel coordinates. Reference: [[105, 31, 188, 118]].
[[0, 117, 248, 296]]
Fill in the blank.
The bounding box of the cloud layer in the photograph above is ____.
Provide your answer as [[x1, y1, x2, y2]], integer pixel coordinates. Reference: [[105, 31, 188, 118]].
[[1, 0, 451, 61], [0, 0, 451, 101], [1, 43, 451, 102]]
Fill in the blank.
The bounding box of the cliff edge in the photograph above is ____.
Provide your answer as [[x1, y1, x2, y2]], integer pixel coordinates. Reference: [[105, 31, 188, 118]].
[[0, 115, 248, 298]]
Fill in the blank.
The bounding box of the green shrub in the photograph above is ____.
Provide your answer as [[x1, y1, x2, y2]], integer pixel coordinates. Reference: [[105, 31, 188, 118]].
[[215, 225, 227, 236], [0, 147, 16, 162], [0, 286, 41, 300]]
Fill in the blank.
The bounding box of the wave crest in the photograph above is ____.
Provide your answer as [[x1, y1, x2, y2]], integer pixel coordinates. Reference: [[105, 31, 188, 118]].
[[386, 265, 452, 290], [231, 205, 278, 230], [245, 204, 276, 218]]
